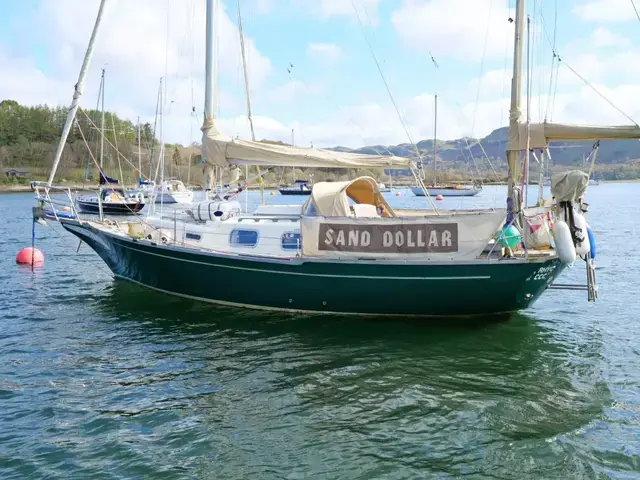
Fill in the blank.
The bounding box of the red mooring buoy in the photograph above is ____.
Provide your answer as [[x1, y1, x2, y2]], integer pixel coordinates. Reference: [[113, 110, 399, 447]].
[[435, 194, 444, 200], [16, 247, 44, 266]]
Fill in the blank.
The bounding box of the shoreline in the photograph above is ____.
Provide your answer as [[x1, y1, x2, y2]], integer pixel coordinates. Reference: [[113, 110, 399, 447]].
[[1, 179, 636, 194]]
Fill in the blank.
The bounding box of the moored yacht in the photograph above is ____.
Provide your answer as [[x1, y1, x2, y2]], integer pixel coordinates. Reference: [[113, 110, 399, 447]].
[[154, 179, 194, 204]]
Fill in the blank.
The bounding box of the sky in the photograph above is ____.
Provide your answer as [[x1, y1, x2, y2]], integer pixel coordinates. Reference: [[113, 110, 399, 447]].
[[2, 0, 640, 148]]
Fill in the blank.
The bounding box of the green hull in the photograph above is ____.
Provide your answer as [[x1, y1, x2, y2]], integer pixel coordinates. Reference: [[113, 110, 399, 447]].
[[63, 221, 566, 317]]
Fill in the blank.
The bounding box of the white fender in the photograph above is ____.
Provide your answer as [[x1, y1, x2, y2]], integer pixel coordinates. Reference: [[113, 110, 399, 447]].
[[573, 211, 591, 258], [553, 220, 576, 264]]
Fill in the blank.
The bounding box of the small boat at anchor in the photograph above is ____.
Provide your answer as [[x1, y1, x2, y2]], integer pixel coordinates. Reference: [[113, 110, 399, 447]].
[[279, 179, 312, 196], [75, 173, 145, 215], [154, 179, 195, 204], [411, 185, 481, 197]]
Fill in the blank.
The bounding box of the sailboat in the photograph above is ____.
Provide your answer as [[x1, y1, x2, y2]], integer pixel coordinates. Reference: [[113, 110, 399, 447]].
[[412, 95, 481, 197], [34, 0, 635, 316], [75, 69, 145, 215], [153, 179, 195, 204], [127, 117, 156, 199], [279, 178, 312, 195]]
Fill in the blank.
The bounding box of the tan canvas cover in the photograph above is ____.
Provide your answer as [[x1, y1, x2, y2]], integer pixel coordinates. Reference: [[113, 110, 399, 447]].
[[508, 122, 640, 151], [550, 170, 589, 203], [304, 177, 395, 217], [202, 118, 412, 169], [300, 210, 506, 260]]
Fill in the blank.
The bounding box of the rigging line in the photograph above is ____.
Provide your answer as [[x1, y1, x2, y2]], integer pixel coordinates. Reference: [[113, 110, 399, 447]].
[[534, 0, 543, 120], [499, 8, 511, 128], [350, 0, 422, 162], [163, 0, 171, 114], [560, 58, 639, 126], [471, 0, 493, 137], [550, 57, 560, 122], [237, 0, 255, 141], [84, 74, 104, 187], [535, 1, 635, 125], [78, 109, 153, 182], [459, 109, 502, 183], [214, 0, 220, 118], [631, 0, 640, 23], [544, 0, 558, 120], [111, 113, 125, 186], [460, 134, 487, 183], [236, 0, 264, 205]]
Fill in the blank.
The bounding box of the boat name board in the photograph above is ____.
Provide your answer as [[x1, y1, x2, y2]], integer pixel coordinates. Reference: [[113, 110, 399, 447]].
[[318, 222, 458, 253]]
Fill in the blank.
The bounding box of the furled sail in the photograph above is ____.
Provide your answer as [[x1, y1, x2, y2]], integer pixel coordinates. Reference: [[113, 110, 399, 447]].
[[201, 117, 412, 170], [508, 121, 640, 151]]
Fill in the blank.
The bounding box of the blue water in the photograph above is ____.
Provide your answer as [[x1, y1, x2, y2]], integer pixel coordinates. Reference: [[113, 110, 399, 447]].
[[0, 184, 639, 479]]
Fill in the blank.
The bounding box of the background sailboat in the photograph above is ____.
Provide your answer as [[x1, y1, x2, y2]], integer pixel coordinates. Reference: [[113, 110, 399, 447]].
[[412, 95, 481, 197], [75, 69, 145, 215]]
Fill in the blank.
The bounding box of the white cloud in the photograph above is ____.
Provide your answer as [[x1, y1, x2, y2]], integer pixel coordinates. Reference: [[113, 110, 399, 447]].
[[262, 79, 324, 104], [307, 43, 343, 62], [391, 0, 514, 60], [249, 0, 275, 15], [573, 0, 636, 22], [590, 27, 631, 48], [294, 0, 382, 25]]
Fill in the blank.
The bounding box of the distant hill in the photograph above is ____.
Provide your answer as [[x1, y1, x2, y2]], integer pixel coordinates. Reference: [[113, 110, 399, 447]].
[[332, 126, 640, 167]]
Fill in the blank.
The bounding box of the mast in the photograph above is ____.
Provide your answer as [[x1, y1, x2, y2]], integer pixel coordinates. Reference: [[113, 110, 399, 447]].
[[99, 69, 105, 170], [433, 94, 438, 186], [202, 0, 217, 197], [506, 0, 526, 222], [149, 78, 162, 180], [137, 117, 142, 182], [152, 79, 164, 185], [47, 0, 108, 185], [291, 129, 296, 184]]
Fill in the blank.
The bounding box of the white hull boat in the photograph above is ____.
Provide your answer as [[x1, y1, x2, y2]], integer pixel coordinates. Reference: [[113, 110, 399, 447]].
[[411, 186, 481, 197]]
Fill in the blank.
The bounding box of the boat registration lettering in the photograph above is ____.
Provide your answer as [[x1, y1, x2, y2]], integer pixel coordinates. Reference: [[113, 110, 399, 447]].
[[531, 264, 556, 281], [319, 223, 458, 253]]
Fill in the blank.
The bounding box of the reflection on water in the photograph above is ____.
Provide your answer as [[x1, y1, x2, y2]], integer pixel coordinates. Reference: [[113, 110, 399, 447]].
[[0, 185, 639, 478]]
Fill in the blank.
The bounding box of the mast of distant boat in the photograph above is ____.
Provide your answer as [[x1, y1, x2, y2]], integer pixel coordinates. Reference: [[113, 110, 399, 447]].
[[47, 0, 108, 185], [291, 128, 296, 184], [433, 94, 438, 186], [137, 117, 142, 182], [99, 68, 105, 171]]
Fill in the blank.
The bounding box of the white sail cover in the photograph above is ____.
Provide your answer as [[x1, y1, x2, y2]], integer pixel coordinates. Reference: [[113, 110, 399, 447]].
[[301, 210, 506, 261], [508, 122, 640, 151], [202, 118, 412, 169]]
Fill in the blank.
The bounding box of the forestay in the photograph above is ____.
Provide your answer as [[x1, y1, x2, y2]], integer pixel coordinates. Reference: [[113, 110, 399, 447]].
[[300, 211, 506, 261]]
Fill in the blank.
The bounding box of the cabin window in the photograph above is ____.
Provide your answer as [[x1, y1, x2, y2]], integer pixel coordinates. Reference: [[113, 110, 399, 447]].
[[281, 232, 301, 250], [186, 232, 201, 241], [229, 229, 258, 247], [303, 200, 319, 217]]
